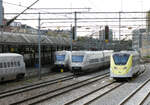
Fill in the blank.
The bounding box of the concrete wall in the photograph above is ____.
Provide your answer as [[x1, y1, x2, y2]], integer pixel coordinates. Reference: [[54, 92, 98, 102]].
[[140, 33, 150, 57], [0, 0, 3, 25]]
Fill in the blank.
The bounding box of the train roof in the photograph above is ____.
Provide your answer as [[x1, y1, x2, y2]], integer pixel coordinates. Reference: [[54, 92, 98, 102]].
[[103, 50, 114, 52], [113, 51, 139, 56], [71, 51, 104, 55], [0, 53, 23, 57], [55, 50, 71, 54]]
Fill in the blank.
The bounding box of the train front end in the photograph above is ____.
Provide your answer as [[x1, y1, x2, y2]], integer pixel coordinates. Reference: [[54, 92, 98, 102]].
[[70, 52, 85, 74], [110, 53, 133, 78], [54, 51, 70, 71]]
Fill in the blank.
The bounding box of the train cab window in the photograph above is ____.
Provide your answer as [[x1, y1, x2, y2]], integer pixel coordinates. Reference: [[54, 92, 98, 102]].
[[56, 55, 65, 61], [7, 62, 10, 67], [0, 63, 2, 68], [4, 62, 7, 68], [113, 54, 130, 65]]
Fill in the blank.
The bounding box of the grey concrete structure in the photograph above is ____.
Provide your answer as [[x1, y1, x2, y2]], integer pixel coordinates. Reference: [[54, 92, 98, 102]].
[[146, 11, 150, 34], [132, 28, 146, 51], [99, 29, 113, 41], [0, 0, 3, 25]]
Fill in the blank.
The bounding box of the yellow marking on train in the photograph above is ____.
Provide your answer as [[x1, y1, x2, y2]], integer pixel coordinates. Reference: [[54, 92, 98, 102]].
[[61, 69, 64, 72]]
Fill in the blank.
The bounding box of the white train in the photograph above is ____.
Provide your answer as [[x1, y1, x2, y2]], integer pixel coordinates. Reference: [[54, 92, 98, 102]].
[[69, 50, 113, 74], [53, 51, 71, 71], [0, 53, 26, 81], [110, 51, 140, 78]]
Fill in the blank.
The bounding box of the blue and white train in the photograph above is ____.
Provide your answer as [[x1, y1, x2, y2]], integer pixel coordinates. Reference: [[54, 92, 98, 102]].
[[0, 53, 26, 81], [53, 51, 71, 71], [69, 50, 113, 74]]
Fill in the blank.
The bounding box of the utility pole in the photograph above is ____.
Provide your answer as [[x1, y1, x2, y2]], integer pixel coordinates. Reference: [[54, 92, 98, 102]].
[[0, 0, 3, 48], [0, 0, 3, 25], [70, 24, 72, 52], [74, 11, 77, 40], [119, 12, 121, 44], [99, 26, 102, 50], [38, 12, 41, 80]]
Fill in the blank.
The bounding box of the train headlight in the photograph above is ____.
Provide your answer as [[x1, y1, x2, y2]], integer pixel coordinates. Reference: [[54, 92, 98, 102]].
[[123, 67, 127, 69], [114, 67, 117, 69]]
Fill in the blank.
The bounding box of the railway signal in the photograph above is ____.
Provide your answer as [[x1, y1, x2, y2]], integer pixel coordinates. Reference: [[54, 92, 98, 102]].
[[105, 25, 109, 43], [72, 26, 76, 40]]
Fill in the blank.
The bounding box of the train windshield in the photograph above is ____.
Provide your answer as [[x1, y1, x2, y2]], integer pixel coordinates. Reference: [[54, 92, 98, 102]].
[[72, 55, 84, 62], [56, 55, 65, 61], [113, 54, 130, 65]]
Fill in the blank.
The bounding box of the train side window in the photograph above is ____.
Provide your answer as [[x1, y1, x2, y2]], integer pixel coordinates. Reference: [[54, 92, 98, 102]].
[[0, 63, 2, 68], [17, 61, 20, 67], [7, 62, 10, 67], [14, 62, 17, 67], [101, 58, 104, 61], [11, 62, 13, 67], [4, 62, 7, 68], [89, 59, 99, 63]]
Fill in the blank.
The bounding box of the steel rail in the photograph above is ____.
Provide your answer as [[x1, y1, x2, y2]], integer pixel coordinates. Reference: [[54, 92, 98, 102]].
[[83, 82, 124, 105], [10, 73, 109, 105], [139, 91, 150, 105], [119, 78, 150, 105], [0, 74, 74, 98], [64, 82, 116, 105]]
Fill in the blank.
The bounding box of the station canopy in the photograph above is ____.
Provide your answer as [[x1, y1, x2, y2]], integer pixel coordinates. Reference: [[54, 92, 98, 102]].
[[1, 32, 70, 46]]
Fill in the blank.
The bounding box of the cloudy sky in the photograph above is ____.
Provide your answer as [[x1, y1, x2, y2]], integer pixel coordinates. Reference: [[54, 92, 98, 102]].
[[3, 0, 150, 12], [2, 0, 150, 38]]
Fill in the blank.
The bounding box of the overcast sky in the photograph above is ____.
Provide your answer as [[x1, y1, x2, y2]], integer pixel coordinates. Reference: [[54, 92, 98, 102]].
[[2, 0, 150, 38], [3, 0, 150, 12]]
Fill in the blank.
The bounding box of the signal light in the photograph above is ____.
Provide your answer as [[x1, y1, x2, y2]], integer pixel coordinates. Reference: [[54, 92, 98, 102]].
[[105, 25, 109, 40], [72, 26, 76, 40]]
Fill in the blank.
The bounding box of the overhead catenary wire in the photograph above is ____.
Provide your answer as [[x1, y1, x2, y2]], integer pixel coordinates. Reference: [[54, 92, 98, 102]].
[[3, 10, 147, 40], [27, 20, 147, 23], [4, 11, 148, 15], [3, 1, 27, 8], [6, 17, 147, 19], [41, 25, 147, 27], [30, 8, 92, 10], [5, 0, 40, 26]]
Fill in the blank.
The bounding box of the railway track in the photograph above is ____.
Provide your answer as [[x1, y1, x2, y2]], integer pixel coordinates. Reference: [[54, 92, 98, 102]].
[[64, 82, 124, 105], [0, 74, 74, 98], [119, 77, 150, 105], [7, 72, 109, 105]]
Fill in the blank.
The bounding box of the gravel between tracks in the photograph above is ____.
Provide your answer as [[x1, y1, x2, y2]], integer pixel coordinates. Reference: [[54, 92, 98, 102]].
[[0, 69, 109, 105], [87, 64, 150, 105]]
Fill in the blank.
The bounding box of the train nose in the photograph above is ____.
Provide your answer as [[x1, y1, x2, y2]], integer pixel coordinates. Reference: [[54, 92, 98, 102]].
[[72, 67, 82, 75]]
